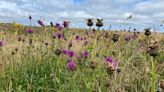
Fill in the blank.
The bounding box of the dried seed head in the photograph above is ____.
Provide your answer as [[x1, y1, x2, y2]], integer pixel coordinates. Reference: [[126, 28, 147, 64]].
[[96, 18, 103, 29], [105, 32, 109, 38], [160, 80, 164, 89], [29, 15, 32, 20], [90, 61, 97, 69], [112, 34, 119, 43], [87, 18, 93, 27], [45, 42, 49, 46], [12, 51, 15, 55], [117, 68, 121, 73], [54, 49, 61, 56], [50, 22, 53, 27], [106, 65, 115, 75], [147, 45, 159, 57], [144, 28, 151, 36], [105, 80, 112, 87]]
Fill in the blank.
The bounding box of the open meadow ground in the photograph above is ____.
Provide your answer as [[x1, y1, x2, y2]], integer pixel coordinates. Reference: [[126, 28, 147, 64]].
[[0, 26, 164, 92]]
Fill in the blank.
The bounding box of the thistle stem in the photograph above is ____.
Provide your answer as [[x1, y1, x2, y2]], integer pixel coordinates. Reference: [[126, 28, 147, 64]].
[[151, 57, 156, 92]]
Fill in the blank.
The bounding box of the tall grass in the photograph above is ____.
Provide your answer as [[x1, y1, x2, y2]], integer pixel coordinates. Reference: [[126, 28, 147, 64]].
[[0, 28, 164, 92]]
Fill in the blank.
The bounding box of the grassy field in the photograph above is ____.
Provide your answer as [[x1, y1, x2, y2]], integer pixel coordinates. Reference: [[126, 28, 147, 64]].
[[0, 25, 164, 92]]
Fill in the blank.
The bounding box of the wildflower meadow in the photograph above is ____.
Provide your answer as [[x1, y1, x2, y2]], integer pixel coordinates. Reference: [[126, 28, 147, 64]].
[[0, 15, 164, 92]]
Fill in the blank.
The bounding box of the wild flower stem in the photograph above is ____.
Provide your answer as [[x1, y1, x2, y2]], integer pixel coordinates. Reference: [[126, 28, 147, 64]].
[[151, 57, 156, 92]]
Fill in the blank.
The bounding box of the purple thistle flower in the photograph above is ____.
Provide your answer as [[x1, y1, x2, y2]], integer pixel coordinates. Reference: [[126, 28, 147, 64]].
[[0, 40, 5, 47], [84, 51, 90, 58], [56, 23, 60, 27], [67, 60, 76, 71], [67, 50, 75, 58], [55, 23, 63, 31], [80, 50, 90, 58], [75, 35, 80, 40], [62, 49, 68, 55], [63, 21, 69, 28], [104, 56, 118, 70], [53, 32, 63, 39], [26, 29, 33, 34], [38, 20, 44, 26], [56, 33, 62, 39], [105, 57, 113, 63], [112, 61, 118, 70]]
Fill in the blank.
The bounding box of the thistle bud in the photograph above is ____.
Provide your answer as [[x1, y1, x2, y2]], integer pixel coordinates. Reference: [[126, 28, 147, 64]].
[[112, 34, 119, 43], [87, 19, 93, 28], [147, 45, 159, 57], [50, 22, 53, 27], [54, 49, 61, 56], [160, 80, 164, 90], [96, 19, 103, 30], [89, 61, 97, 69], [144, 28, 151, 37], [29, 15, 32, 20]]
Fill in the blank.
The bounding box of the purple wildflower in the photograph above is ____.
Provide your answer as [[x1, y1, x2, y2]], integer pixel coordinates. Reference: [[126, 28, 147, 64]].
[[67, 60, 76, 71], [0, 40, 5, 47], [63, 21, 69, 28], [56, 23, 60, 27], [67, 50, 75, 58], [105, 56, 113, 63], [104, 56, 118, 70], [80, 51, 90, 58], [55, 23, 63, 31], [62, 49, 68, 55], [26, 29, 33, 34], [84, 51, 90, 58], [38, 20, 44, 26], [53, 32, 63, 39], [75, 35, 80, 40], [112, 61, 118, 70]]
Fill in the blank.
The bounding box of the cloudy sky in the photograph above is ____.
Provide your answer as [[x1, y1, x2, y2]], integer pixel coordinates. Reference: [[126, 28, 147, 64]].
[[0, 0, 164, 31]]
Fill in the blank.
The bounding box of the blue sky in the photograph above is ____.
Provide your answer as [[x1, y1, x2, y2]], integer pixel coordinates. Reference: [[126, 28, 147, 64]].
[[0, 0, 164, 32]]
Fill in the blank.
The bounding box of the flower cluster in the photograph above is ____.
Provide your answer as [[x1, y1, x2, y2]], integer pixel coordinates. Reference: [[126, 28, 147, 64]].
[[61, 49, 76, 71], [61, 49, 75, 58], [0, 40, 6, 47]]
